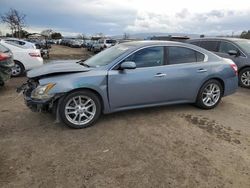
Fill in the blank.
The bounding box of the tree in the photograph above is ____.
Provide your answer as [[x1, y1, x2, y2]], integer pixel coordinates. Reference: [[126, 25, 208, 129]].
[[240, 30, 250, 39], [1, 8, 26, 38], [51, 32, 62, 39], [41, 29, 53, 39], [13, 29, 29, 38]]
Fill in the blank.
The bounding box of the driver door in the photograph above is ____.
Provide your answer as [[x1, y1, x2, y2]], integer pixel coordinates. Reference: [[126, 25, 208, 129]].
[[108, 46, 168, 110]]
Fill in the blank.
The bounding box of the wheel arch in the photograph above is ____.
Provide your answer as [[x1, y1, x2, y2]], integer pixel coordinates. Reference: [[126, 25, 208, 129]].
[[62, 87, 105, 112], [238, 66, 250, 73], [13, 59, 25, 70], [199, 77, 225, 96]]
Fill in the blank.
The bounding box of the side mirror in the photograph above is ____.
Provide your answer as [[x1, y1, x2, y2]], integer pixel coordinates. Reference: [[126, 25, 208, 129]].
[[120, 61, 136, 70], [228, 50, 239, 56]]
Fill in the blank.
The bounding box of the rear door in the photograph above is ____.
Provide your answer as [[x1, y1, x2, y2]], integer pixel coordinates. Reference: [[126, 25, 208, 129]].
[[160, 46, 210, 101]]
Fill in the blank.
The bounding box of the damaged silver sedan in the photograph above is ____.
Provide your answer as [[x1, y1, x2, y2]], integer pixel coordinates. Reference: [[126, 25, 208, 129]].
[[18, 41, 238, 128]]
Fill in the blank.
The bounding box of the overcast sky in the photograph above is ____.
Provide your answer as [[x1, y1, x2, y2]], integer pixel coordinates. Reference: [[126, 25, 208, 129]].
[[0, 0, 250, 36]]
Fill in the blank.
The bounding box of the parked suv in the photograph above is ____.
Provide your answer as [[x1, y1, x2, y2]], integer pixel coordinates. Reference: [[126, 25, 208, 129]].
[[187, 38, 250, 88]]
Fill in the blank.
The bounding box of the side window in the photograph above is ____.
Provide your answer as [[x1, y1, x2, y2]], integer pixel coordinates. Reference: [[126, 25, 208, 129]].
[[189, 41, 200, 46], [200, 41, 219, 52], [168, 47, 199, 64], [219, 41, 239, 54], [196, 52, 205, 62], [124, 47, 164, 68]]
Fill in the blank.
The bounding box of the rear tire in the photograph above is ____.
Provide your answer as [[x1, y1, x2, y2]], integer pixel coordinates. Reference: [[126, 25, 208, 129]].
[[195, 79, 223, 109], [12, 61, 25, 77], [59, 90, 101, 129], [239, 68, 250, 88]]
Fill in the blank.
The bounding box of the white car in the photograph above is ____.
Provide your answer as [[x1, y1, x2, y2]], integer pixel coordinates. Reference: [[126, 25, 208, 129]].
[[98, 39, 117, 49], [0, 41, 43, 76], [3, 38, 36, 49]]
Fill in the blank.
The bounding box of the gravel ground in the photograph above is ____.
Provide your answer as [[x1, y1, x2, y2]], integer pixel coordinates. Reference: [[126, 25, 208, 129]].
[[0, 46, 250, 188]]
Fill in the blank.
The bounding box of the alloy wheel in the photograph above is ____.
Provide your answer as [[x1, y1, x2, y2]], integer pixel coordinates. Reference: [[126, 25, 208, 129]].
[[65, 95, 96, 126], [241, 71, 250, 87], [202, 83, 221, 107]]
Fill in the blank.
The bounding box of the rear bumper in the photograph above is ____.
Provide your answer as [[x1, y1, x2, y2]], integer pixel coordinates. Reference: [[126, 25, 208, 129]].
[[25, 57, 44, 71], [223, 76, 238, 96]]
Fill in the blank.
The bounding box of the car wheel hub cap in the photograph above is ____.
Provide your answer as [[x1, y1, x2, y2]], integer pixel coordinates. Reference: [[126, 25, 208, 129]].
[[65, 96, 96, 126], [202, 83, 221, 107], [12, 64, 21, 76], [241, 71, 250, 86]]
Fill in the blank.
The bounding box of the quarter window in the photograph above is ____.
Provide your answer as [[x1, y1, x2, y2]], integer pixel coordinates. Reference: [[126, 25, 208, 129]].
[[124, 47, 164, 68], [168, 47, 204, 65], [219, 41, 239, 54], [200, 41, 219, 52]]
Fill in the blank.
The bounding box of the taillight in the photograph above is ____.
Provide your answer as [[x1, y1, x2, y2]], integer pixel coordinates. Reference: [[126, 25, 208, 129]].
[[230, 63, 238, 76], [0, 53, 9, 61], [29, 52, 40, 57]]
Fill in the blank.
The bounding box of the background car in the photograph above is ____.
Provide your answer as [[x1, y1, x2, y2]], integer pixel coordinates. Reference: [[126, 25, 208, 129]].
[[70, 40, 82, 48], [187, 38, 250, 88], [0, 41, 43, 77], [98, 38, 117, 49], [20, 41, 238, 129], [0, 44, 14, 86]]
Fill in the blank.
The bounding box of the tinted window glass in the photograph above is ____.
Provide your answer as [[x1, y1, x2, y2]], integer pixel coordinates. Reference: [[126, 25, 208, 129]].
[[219, 41, 239, 54], [196, 52, 205, 62], [124, 47, 164, 68], [189, 41, 200, 46], [200, 41, 218, 52], [168, 47, 197, 64], [106, 40, 116, 44]]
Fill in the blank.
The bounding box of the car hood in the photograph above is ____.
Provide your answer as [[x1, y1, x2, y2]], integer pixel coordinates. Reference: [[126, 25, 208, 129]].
[[27, 62, 91, 78]]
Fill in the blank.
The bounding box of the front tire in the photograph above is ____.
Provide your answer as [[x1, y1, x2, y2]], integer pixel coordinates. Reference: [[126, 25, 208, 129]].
[[59, 90, 101, 129], [195, 79, 223, 109], [239, 68, 250, 88]]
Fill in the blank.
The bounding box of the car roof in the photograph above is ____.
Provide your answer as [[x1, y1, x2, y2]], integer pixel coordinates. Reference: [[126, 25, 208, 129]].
[[187, 37, 248, 42], [121, 40, 189, 48]]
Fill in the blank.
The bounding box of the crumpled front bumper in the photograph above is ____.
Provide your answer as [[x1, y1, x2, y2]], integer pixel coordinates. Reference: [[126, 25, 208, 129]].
[[24, 94, 53, 112], [17, 80, 60, 112]]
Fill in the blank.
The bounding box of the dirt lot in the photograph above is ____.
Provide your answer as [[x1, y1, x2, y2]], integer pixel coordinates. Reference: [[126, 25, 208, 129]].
[[0, 45, 250, 188], [47, 45, 93, 60]]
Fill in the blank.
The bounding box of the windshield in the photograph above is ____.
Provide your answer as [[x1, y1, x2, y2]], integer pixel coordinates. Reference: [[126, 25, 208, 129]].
[[235, 40, 250, 54], [84, 45, 129, 67]]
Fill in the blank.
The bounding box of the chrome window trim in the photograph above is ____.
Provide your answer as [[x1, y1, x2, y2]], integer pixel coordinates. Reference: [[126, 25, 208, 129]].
[[110, 44, 208, 70]]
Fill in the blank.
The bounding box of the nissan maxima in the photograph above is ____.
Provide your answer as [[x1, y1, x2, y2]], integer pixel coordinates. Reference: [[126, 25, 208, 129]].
[[18, 41, 238, 128]]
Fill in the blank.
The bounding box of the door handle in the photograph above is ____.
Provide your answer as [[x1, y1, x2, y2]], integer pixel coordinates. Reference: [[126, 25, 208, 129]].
[[197, 68, 207, 73], [154, 73, 167, 77]]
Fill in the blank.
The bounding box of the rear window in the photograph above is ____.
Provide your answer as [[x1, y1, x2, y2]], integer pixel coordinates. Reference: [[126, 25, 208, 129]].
[[0, 44, 9, 52], [106, 40, 116, 44], [200, 41, 219, 52]]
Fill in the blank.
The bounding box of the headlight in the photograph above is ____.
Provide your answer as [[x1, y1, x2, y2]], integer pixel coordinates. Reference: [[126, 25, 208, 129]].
[[31, 83, 56, 100]]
